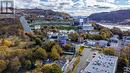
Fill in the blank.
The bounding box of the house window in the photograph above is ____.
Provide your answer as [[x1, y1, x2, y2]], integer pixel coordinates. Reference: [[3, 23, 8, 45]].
[[0, 0, 14, 14]]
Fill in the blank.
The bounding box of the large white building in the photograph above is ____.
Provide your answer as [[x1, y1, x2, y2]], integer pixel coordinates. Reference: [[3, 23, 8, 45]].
[[115, 0, 128, 5], [82, 23, 94, 31], [96, 0, 115, 3], [128, 0, 130, 4], [79, 18, 94, 31], [83, 54, 118, 73]]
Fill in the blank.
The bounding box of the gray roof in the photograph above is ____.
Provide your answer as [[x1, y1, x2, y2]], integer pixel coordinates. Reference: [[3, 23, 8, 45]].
[[83, 54, 118, 73]]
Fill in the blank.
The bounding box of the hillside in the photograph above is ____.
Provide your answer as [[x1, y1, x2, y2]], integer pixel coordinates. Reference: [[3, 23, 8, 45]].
[[16, 9, 72, 20], [0, 18, 23, 36], [87, 9, 130, 23], [0, 9, 72, 36]]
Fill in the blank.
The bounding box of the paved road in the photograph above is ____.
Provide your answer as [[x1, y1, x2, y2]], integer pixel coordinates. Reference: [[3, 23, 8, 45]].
[[65, 58, 76, 73], [73, 48, 94, 73], [20, 16, 32, 32]]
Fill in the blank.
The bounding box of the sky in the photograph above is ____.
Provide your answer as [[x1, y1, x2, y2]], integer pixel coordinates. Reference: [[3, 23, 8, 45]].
[[14, 0, 130, 16]]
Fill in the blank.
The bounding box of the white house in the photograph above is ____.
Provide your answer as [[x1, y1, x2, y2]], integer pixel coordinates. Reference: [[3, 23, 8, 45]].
[[47, 32, 59, 41]]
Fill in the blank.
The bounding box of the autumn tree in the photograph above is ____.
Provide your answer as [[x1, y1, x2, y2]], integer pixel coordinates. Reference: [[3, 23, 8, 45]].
[[41, 64, 63, 73], [9, 57, 21, 73], [24, 49, 36, 69], [2, 39, 12, 47], [100, 28, 113, 40], [103, 48, 115, 55], [111, 27, 123, 39], [33, 48, 47, 60], [52, 44, 63, 54], [64, 44, 72, 51], [0, 60, 7, 73], [43, 41, 55, 52], [117, 54, 128, 71], [50, 48, 60, 60], [68, 32, 79, 42]]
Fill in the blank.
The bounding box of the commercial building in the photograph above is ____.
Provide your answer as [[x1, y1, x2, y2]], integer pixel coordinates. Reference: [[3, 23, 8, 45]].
[[82, 23, 94, 31], [78, 18, 94, 31], [83, 54, 118, 73], [115, 0, 128, 5]]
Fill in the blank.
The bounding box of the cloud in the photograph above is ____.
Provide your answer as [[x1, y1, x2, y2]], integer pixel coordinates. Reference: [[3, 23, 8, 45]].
[[14, 0, 130, 16]]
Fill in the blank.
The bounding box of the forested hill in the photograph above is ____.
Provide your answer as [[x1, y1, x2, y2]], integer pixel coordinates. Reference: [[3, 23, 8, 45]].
[[87, 9, 130, 23], [16, 9, 72, 20]]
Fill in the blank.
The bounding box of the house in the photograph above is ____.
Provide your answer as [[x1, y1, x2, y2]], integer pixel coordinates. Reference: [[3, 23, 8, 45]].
[[59, 34, 68, 46], [59, 30, 68, 34], [34, 25, 41, 30], [109, 37, 119, 43], [68, 30, 75, 33], [78, 36, 84, 43], [96, 40, 108, 47], [123, 36, 130, 45], [84, 40, 97, 46], [37, 15, 45, 18], [48, 32, 59, 41]]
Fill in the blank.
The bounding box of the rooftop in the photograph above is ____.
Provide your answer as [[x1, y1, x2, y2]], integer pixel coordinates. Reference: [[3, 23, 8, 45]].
[[83, 54, 118, 73]]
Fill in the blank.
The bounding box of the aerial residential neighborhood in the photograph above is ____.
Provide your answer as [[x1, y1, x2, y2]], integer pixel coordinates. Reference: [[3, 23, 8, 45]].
[[1, 0, 130, 73]]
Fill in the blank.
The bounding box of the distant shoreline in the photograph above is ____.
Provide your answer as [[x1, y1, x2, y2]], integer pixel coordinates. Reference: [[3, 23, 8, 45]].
[[97, 23, 130, 31]]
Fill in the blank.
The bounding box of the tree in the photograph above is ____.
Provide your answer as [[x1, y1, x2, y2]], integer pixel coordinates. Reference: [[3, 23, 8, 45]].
[[2, 39, 12, 47], [100, 28, 113, 40], [22, 60, 31, 70], [111, 27, 123, 39], [9, 57, 21, 73], [52, 44, 63, 54], [68, 32, 79, 42], [117, 54, 128, 71], [0, 46, 9, 59], [41, 64, 63, 73], [51, 64, 63, 73], [35, 38, 42, 46], [0, 60, 7, 73], [50, 48, 60, 60], [77, 46, 84, 55], [64, 44, 71, 51], [103, 48, 115, 55], [33, 48, 47, 60], [24, 49, 35, 69], [43, 41, 55, 52]]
